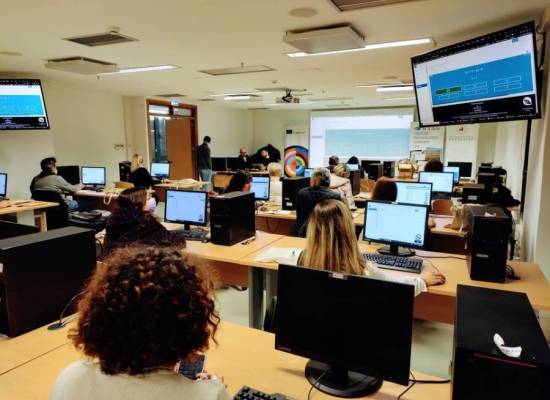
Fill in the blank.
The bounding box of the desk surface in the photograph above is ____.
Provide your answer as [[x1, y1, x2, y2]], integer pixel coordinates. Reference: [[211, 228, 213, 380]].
[[154, 181, 205, 190], [241, 236, 550, 310], [0, 200, 57, 215], [0, 321, 449, 400]]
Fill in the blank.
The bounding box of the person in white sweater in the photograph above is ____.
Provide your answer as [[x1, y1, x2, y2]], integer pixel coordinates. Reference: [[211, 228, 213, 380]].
[[330, 163, 356, 210], [50, 246, 230, 400], [267, 162, 283, 205], [297, 199, 445, 296]]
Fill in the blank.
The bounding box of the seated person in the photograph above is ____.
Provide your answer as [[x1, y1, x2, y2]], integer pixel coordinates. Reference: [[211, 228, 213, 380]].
[[371, 177, 397, 201], [30, 157, 86, 211], [346, 155, 365, 178], [129, 154, 154, 189], [237, 148, 252, 170], [423, 159, 444, 172], [50, 246, 229, 400], [224, 170, 252, 193], [327, 155, 339, 173], [330, 163, 356, 210], [258, 149, 272, 167], [298, 199, 446, 296], [267, 162, 283, 205], [294, 167, 341, 237], [104, 187, 186, 252]]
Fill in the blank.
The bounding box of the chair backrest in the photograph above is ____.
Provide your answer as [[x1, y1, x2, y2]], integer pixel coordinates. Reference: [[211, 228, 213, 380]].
[[31, 190, 68, 229], [360, 178, 376, 193], [431, 198, 453, 216], [114, 181, 134, 189]]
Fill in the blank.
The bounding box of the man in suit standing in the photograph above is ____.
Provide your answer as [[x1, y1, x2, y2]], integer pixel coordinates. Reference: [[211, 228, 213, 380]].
[[294, 167, 342, 237], [197, 136, 212, 182]]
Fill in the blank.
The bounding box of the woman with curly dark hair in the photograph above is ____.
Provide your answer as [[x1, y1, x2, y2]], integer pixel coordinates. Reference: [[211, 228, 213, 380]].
[[104, 187, 186, 252], [50, 246, 229, 400]]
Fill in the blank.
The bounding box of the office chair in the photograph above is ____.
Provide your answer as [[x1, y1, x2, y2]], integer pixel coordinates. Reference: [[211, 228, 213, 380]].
[[31, 190, 68, 229]]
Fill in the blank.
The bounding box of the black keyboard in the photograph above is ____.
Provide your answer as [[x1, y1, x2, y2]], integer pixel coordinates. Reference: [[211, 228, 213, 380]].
[[82, 186, 104, 192], [363, 253, 423, 274], [174, 229, 208, 241], [234, 386, 294, 400]]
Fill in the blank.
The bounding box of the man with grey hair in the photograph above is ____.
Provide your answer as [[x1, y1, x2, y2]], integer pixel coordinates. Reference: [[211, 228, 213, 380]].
[[293, 167, 342, 237]]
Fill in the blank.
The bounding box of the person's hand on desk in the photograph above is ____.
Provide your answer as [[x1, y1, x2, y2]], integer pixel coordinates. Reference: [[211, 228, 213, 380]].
[[421, 269, 446, 287], [197, 371, 227, 388]]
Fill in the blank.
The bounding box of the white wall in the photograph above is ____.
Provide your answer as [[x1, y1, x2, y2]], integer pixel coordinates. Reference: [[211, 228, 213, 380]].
[[477, 122, 497, 166], [252, 109, 310, 154], [0, 81, 126, 199], [197, 102, 253, 157], [123, 96, 149, 162], [493, 120, 527, 200]]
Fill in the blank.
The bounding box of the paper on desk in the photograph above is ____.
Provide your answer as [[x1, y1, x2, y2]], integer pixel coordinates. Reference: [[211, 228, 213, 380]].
[[254, 247, 302, 265], [493, 333, 522, 358], [276, 210, 292, 215]]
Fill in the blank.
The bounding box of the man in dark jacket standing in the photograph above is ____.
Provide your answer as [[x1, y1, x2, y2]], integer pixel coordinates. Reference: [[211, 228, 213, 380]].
[[197, 136, 212, 182]]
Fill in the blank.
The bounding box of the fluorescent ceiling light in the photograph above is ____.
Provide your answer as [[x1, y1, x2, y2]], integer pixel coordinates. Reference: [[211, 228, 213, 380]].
[[384, 97, 416, 101], [376, 85, 414, 93], [98, 65, 180, 75], [211, 91, 271, 97], [287, 38, 433, 57], [224, 95, 251, 100]]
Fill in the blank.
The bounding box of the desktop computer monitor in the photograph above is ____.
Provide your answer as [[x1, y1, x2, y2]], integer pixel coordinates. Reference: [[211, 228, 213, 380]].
[[57, 166, 80, 185], [212, 157, 227, 172], [444, 166, 460, 184], [226, 157, 240, 170], [0, 173, 7, 197], [81, 167, 106, 186], [151, 162, 170, 179], [347, 164, 359, 171], [419, 172, 454, 194], [251, 176, 270, 201], [447, 162, 473, 178], [164, 190, 208, 228], [303, 168, 313, 178], [395, 181, 432, 206], [363, 201, 429, 257], [275, 264, 414, 397]]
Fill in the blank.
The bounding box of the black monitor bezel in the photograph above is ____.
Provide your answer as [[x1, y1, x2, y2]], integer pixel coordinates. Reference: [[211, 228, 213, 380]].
[[80, 166, 106, 186], [150, 162, 171, 179], [411, 21, 541, 127], [0, 172, 7, 197], [362, 200, 429, 249], [419, 171, 455, 194], [251, 176, 270, 201], [447, 161, 473, 178], [395, 181, 433, 206], [164, 189, 208, 227], [0, 79, 51, 131], [443, 166, 460, 184]]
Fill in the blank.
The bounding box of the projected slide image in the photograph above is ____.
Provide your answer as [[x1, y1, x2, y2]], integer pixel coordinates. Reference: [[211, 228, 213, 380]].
[[324, 129, 410, 158], [430, 54, 534, 106]]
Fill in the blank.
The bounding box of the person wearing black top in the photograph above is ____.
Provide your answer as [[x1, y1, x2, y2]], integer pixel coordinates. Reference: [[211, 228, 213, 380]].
[[224, 170, 252, 193], [197, 136, 212, 182], [238, 148, 252, 170], [424, 159, 444, 172], [294, 167, 342, 237], [104, 187, 186, 253], [258, 149, 272, 167], [129, 154, 154, 189]]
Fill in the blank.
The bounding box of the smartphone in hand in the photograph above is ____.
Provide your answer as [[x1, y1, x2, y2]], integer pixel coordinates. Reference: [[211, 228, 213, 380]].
[[175, 354, 206, 380]]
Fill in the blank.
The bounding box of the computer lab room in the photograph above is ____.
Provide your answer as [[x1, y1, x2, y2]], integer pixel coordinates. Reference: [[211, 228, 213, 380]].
[[1, 1, 550, 399]]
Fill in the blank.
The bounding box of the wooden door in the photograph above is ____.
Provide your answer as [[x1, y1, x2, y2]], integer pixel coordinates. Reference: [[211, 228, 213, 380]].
[[166, 118, 195, 179]]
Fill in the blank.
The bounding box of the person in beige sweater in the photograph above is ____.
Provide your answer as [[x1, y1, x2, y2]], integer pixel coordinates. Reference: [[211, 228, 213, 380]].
[[330, 163, 356, 210]]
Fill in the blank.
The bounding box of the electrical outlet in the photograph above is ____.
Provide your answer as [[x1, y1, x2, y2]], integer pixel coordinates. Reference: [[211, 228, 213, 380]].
[[114, 144, 125, 150]]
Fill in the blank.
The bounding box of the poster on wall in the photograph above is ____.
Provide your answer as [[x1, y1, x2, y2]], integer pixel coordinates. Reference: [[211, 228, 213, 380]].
[[284, 145, 309, 177], [410, 122, 445, 159]]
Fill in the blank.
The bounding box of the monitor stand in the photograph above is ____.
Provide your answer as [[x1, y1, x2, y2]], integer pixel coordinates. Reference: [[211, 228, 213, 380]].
[[305, 360, 382, 398], [377, 244, 415, 257]]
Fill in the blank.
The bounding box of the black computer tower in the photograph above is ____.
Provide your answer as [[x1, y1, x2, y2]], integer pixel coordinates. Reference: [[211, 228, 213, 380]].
[[349, 170, 362, 195], [462, 183, 488, 204], [282, 177, 310, 210], [477, 172, 499, 191], [0, 227, 96, 336], [453, 285, 550, 400], [364, 163, 384, 180], [383, 161, 395, 178], [119, 161, 131, 182], [210, 191, 255, 246], [466, 207, 510, 283], [57, 165, 80, 185]]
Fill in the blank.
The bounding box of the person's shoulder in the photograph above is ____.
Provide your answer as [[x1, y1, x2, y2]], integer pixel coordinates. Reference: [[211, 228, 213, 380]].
[[50, 360, 96, 399]]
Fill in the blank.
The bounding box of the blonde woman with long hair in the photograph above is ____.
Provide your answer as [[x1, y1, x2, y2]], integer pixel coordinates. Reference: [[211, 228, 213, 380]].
[[298, 199, 445, 295]]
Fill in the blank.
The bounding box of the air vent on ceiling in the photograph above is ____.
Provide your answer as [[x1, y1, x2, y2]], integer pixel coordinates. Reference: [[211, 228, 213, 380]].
[[328, 0, 420, 12], [45, 57, 118, 75], [255, 87, 308, 93], [284, 24, 364, 53], [198, 98, 216, 102], [155, 93, 186, 98], [199, 65, 274, 76], [64, 31, 138, 47]]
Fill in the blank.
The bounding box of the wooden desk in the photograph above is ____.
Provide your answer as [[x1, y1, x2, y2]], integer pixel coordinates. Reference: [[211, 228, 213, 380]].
[[75, 188, 157, 211], [241, 236, 550, 325], [154, 181, 207, 202], [0, 200, 57, 231], [0, 321, 449, 399]]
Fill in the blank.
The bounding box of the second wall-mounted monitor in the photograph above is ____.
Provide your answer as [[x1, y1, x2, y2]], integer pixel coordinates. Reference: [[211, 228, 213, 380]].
[[412, 22, 540, 126]]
